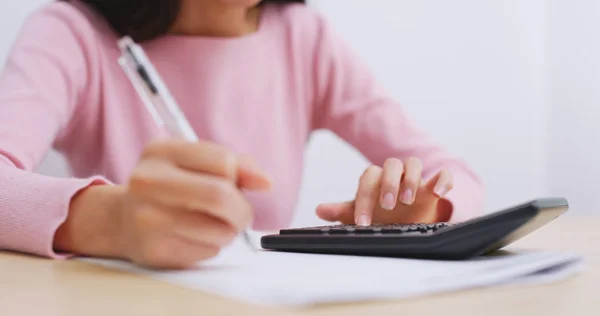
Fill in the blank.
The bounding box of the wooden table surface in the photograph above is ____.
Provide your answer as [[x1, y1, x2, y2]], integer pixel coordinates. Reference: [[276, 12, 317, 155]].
[[1, 215, 597, 316]]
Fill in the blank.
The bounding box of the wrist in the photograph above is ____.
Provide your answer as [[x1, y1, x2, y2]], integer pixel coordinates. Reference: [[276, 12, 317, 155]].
[[54, 184, 127, 259]]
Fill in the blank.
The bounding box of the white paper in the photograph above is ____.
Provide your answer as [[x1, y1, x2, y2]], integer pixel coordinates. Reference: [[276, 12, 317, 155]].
[[82, 238, 583, 307]]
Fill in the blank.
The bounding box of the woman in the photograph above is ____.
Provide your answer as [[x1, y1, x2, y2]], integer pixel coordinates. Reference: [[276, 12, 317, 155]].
[[0, 0, 484, 269]]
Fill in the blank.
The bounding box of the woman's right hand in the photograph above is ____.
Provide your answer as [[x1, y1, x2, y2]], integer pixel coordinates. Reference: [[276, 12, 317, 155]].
[[55, 140, 272, 269]]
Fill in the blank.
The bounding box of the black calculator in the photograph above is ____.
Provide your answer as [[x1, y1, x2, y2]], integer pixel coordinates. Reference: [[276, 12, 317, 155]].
[[260, 197, 569, 260]]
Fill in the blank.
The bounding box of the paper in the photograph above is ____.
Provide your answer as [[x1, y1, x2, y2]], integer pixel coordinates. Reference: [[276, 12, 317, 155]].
[[82, 238, 583, 307]]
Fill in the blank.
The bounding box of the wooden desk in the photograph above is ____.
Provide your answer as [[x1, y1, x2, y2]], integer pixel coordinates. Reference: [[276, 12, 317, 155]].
[[1, 216, 597, 316]]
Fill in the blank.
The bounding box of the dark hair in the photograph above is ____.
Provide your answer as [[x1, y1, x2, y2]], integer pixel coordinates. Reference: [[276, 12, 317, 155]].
[[64, 0, 305, 42]]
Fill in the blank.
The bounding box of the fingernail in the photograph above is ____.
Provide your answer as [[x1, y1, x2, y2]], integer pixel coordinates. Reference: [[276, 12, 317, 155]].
[[434, 184, 448, 197], [356, 214, 370, 226], [381, 193, 396, 210], [401, 189, 414, 205]]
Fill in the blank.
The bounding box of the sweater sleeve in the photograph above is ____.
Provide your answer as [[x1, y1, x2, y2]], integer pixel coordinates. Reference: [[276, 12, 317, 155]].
[[0, 7, 110, 258], [310, 15, 485, 222]]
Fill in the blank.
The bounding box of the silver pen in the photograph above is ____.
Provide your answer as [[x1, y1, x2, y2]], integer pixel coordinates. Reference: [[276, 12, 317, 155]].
[[117, 36, 256, 251]]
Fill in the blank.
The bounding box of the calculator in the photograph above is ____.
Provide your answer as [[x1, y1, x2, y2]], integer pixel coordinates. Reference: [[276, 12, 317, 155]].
[[260, 197, 569, 260]]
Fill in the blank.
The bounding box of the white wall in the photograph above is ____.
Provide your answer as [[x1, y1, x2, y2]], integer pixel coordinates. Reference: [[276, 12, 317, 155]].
[[1, 0, 575, 227], [548, 0, 600, 215]]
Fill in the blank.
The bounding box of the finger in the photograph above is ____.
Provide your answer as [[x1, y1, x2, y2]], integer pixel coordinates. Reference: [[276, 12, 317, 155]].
[[130, 160, 253, 230], [143, 140, 237, 178], [167, 209, 238, 248], [400, 157, 423, 205], [237, 156, 273, 190], [143, 140, 271, 190], [238, 154, 257, 167], [380, 158, 404, 210], [427, 169, 454, 198], [137, 235, 221, 270], [316, 201, 354, 224], [355, 166, 383, 226]]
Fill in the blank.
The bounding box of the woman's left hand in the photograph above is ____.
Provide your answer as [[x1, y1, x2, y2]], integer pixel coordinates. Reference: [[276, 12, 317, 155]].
[[316, 157, 454, 226]]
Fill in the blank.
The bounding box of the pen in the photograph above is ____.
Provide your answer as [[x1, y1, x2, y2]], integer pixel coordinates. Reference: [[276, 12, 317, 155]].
[[117, 36, 256, 251]]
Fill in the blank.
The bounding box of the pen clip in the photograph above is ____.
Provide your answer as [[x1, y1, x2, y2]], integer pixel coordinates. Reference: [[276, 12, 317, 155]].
[[117, 36, 198, 141], [117, 43, 164, 126]]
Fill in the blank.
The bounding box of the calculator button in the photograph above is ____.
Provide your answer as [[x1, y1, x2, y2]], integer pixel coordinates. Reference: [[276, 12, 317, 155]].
[[381, 226, 407, 234], [355, 226, 382, 234], [371, 227, 383, 234], [407, 225, 420, 232], [331, 227, 355, 234], [433, 223, 451, 231], [280, 222, 454, 235]]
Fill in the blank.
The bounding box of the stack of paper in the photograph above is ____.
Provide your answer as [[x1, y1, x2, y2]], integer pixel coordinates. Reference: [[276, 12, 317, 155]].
[[83, 238, 583, 307]]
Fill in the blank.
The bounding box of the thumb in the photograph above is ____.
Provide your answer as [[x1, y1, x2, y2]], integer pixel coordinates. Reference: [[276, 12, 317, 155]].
[[316, 201, 355, 224]]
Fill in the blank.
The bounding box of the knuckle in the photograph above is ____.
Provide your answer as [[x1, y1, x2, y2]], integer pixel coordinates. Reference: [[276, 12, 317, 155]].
[[196, 140, 220, 150], [357, 185, 373, 200], [196, 142, 235, 166], [366, 165, 381, 174], [207, 179, 235, 209], [129, 161, 166, 195], [361, 165, 381, 181], [382, 179, 399, 192], [220, 151, 238, 179], [132, 207, 163, 229], [211, 181, 233, 208], [142, 140, 170, 158], [139, 239, 171, 264], [383, 162, 403, 183], [129, 164, 154, 191], [403, 179, 419, 189], [406, 156, 423, 168], [358, 166, 382, 197], [205, 180, 250, 229], [382, 175, 399, 187], [384, 158, 403, 169], [181, 197, 202, 212]]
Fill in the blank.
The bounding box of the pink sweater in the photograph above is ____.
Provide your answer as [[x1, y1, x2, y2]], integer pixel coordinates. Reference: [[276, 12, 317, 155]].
[[0, 2, 484, 258]]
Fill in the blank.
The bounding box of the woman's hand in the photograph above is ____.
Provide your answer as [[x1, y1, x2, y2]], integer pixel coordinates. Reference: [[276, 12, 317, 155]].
[[55, 140, 271, 269], [316, 157, 454, 226]]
